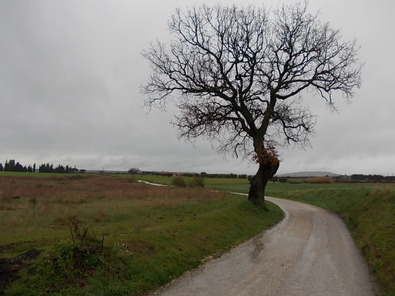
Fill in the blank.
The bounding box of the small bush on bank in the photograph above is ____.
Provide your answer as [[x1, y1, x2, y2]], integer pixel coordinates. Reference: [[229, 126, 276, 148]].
[[189, 176, 205, 188], [172, 176, 187, 187], [42, 217, 120, 289], [4, 216, 125, 295]]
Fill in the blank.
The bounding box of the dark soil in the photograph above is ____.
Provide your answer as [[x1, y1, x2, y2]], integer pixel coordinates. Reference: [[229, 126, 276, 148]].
[[0, 249, 41, 294]]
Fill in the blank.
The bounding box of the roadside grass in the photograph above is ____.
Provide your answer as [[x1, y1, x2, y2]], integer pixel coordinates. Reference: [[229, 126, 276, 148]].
[[207, 179, 394, 296], [139, 175, 395, 294], [266, 183, 395, 296], [0, 175, 282, 296]]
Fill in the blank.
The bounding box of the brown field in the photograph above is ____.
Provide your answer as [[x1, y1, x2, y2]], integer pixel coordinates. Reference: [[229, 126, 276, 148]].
[[0, 174, 225, 249], [0, 174, 284, 295]]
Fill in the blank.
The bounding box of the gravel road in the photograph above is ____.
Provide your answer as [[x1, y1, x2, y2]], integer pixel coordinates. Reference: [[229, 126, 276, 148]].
[[150, 196, 377, 296]]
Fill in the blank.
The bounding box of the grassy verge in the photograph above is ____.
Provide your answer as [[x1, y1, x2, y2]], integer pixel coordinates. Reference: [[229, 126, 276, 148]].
[[0, 175, 282, 295], [207, 179, 394, 296], [265, 183, 395, 296]]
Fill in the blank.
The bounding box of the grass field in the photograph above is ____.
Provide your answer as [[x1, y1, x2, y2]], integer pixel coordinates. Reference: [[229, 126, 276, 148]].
[[0, 174, 282, 295], [0, 171, 76, 178], [137, 174, 250, 192], [2, 173, 394, 295]]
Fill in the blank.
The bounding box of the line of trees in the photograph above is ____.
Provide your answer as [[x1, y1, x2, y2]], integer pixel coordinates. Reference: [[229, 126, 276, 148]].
[[140, 170, 251, 179], [351, 174, 395, 182], [38, 164, 78, 173], [0, 159, 78, 174], [0, 159, 35, 172]]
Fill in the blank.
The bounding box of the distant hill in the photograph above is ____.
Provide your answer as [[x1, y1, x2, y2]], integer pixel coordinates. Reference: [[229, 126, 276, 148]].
[[276, 171, 340, 178]]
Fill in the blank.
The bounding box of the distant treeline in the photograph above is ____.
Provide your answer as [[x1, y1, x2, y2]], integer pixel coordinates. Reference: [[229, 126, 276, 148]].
[[351, 174, 395, 182], [37, 163, 78, 173], [0, 159, 78, 174], [0, 159, 35, 172], [141, 171, 251, 179]]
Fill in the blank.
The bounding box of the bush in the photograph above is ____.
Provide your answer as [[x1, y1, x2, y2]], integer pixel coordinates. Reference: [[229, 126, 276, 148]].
[[45, 216, 119, 282], [6, 216, 127, 295], [171, 176, 187, 187], [189, 176, 205, 188]]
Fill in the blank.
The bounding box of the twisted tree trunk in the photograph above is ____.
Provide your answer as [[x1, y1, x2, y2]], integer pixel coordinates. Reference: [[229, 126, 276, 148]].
[[248, 144, 280, 210]]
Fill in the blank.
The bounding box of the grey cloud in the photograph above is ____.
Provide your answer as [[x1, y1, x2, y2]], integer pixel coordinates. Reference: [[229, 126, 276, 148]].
[[0, 0, 394, 175]]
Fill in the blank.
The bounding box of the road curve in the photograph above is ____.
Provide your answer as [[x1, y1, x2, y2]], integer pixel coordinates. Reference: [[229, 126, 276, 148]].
[[150, 196, 377, 296]]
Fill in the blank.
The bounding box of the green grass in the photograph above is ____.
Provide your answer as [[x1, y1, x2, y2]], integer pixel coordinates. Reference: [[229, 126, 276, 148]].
[[0, 171, 86, 178], [5, 173, 393, 295], [208, 179, 394, 296], [137, 174, 250, 191], [265, 182, 395, 296], [1, 175, 282, 296], [135, 174, 176, 186]]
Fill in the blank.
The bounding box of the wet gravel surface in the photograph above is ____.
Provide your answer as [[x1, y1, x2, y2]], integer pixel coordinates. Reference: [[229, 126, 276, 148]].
[[150, 197, 377, 296]]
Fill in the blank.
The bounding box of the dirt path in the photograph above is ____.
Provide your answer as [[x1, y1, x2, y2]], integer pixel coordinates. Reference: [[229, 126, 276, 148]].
[[150, 197, 377, 296]]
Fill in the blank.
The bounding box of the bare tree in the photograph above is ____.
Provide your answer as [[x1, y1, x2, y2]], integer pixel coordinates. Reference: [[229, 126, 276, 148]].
[[142, 3, 362, 209]]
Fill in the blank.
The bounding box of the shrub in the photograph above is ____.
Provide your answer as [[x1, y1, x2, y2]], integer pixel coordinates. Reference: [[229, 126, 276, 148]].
[[171, 176, 187, 187], [44, 216, 119, 284], [189, 176, 205, 188]]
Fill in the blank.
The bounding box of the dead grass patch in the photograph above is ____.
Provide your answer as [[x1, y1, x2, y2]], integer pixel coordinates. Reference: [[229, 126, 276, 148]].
[[305, 177, 334, 184]]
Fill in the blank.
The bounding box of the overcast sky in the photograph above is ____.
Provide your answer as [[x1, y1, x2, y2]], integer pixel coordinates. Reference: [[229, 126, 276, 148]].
[[0, 0, 394, 175]]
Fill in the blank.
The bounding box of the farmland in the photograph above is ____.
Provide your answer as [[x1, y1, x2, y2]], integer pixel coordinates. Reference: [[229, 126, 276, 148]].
[[1, 172, 394, 295], [0, 173, 282, 295]]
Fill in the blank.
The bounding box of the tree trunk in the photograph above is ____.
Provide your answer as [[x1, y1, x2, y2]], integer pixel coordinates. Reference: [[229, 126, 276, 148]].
[[248, 161, 279, 210]]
